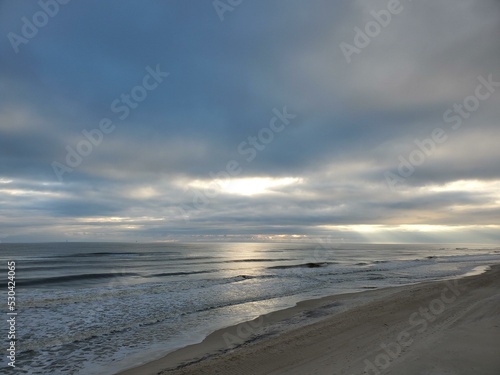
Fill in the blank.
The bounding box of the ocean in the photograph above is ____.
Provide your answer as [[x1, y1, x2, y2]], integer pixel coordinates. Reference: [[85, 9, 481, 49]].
[[1, 242, 500, 374]]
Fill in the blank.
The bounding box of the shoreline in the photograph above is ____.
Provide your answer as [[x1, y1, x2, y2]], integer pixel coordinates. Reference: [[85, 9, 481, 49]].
[[117, 263, 500, 375]]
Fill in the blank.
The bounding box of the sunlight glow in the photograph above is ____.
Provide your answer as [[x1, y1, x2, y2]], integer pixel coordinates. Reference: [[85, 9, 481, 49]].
[[320, 224, 500, 233], [0, 188, 63, 197], [189, 177, 303, 196], [424, 179, 500, 194], [129, 186, 158, 199]]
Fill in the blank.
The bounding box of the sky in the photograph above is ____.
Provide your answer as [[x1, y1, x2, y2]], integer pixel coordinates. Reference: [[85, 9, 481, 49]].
[[1, 0, 500, 243]]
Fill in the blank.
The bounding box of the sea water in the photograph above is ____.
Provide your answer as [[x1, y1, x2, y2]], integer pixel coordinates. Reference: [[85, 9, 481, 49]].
[[1, 242, 499, 374]]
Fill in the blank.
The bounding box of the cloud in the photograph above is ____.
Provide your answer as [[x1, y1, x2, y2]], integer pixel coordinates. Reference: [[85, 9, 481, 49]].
[[0, 0, 499, 242]]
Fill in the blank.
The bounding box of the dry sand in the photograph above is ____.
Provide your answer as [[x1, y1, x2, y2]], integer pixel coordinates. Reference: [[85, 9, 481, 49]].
[[118, 264, 500, 375]]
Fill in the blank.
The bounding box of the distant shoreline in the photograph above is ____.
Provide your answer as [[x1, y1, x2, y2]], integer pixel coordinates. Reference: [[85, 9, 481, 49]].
[[118, 263, 500, 375]]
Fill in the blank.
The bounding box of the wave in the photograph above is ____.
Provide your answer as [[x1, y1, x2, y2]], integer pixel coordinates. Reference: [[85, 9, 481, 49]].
[[19, 268, 223, 286], [367, 274, 385, 280], [47, 251, 187, 258], [224, 258, 295, 263], [146, 270, 219, 278], [48, 252, 143, 258], [171, 258, 296, 267], [267, 262, 333, 269], [18, 272, 141, 286]]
